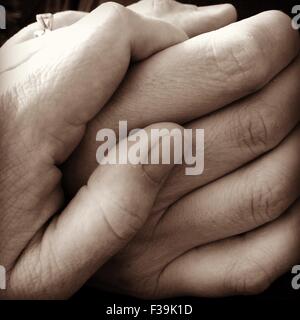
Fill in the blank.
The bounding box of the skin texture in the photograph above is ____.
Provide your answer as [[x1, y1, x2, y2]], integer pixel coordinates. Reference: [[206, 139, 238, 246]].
[[61, 2, 300, 298], [0, 0, 299, 299], [0, 2, 195, 299]]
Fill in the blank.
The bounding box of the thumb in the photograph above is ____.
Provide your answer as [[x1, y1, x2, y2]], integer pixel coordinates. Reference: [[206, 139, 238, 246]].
[[8, 123, 183, 299]]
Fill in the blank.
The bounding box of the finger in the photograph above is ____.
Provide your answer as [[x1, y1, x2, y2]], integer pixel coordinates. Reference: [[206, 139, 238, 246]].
[[75, 3, 187, 61], [159, 54, 300, 207], [95, 10, 299, 125], [2, 3, 187, 164], [6, 123, 183, 299], [3, 1, 236, 48], [2, 11, 87, 48], [129, 0, 237, 37], [155, 125, 300, 254], [1, 2, 235, 73], [180, 4, 237, 37], [157, 199, 300, 298], [63, 10, 300, 193]]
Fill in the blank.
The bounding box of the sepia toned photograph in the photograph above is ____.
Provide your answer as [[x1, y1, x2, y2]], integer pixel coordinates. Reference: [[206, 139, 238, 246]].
[[0, 0, 299, 317]]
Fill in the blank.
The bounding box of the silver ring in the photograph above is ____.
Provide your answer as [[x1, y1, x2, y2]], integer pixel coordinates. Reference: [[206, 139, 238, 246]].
[[34, 13, 53, 38]]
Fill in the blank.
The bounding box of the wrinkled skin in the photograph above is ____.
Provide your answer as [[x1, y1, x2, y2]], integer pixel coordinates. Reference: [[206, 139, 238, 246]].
[[0, 0, 299, 299], [0, 2, 196, 299], [61, 1, 300, 298]]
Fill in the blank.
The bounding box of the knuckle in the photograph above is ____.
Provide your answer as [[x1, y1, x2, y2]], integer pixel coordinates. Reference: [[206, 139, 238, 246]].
[[89, 186, 144, 242], [107, 209, 143, 242], [249, 181, 273, 224], [98, 2, 128, 25], [247, 175, 284, 225], [150, 0, 175, 12], [226, 257, 272, 295], [142, 123, 183, 186], [89, 2, 133, 44], [138, 0, 178, 20], [211, 22, 273, 92], [253, 99, 284, 147], [234, 106, 271, 156], [100, 1, 125, 14], [231, 31, 270, 90]]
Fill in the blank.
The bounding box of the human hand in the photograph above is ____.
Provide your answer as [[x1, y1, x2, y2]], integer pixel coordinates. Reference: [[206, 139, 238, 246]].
[[0, 2, 192, 299], [3, 0, 299, 299], [62, 6, 300, 298]]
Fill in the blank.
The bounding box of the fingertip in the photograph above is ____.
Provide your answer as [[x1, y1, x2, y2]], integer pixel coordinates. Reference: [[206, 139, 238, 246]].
[[142, 122, 184, 185], [202, 3, 238, 24], [220, 3, 238, 22]]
